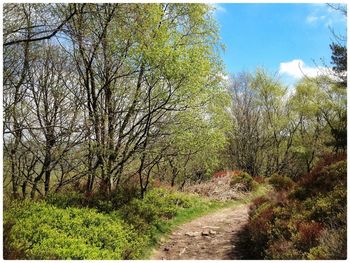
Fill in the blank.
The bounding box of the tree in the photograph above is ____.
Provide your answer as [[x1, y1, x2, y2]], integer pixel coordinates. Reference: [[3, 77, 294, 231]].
[[3, 3, 226, 199], [227, 73, 264, 176], [227, 70, 300, 177]]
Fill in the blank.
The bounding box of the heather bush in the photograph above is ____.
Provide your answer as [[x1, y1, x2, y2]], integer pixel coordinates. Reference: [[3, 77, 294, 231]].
[[265, 239, 301, 259], [251, 196, 270, 210], [230, 172, 257, 191], [306, 228, 347, 259], [300, 158, 346, 195], [268, 174, 295, 191], [243, 155, 347, 260], [293, 221, 323, 251], [308, 184, 346, 226], [246, 202, 275, 257], [289, 186, 308, 200], [254, 176, 265, 184]]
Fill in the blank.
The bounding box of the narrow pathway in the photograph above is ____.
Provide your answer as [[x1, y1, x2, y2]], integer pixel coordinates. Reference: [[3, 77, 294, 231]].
[[151, 204, 250, 260]]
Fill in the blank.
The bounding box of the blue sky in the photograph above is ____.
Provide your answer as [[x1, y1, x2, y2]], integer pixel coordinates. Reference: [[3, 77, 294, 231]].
[[213, 3, 347, 86]]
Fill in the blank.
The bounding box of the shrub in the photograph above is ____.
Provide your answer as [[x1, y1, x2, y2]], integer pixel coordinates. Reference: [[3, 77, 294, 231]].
[[268, 174, 294, 191], [265, 239, 301, 259], [254, 176, 265, 184], [306, 228, 346, 260], [293, 221, 323, 251], [119, 188, 197, 235], [119, 198, 161, 234], [110, 184, 140, 208], [46, 192, 85, 208], [251, 196, 270, 209], [3, 201, 146, 259], [3, 220, 26, 259], [230, 172, 257, 191], [289, 186, 308, 200], [46, 184, 142, 213], [300, 158, 346, 195], [308, 184, 346, 226], [244, 154, 347, 260], [246, 203, 275, 257]]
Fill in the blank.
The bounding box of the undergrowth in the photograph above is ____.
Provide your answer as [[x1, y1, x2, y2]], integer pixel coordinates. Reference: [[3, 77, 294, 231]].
[[241, 154, 347, 260], [3, 184, 269, 260]]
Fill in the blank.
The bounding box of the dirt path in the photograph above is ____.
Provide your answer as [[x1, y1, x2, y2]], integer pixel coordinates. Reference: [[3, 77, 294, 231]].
[[151, 204, 250, 260]]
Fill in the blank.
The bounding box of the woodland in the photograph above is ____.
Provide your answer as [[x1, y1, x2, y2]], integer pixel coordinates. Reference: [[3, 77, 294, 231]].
[[2, 3, 347, 260]]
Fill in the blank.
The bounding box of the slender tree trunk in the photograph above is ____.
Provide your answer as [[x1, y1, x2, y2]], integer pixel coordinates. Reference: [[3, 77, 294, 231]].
[[10, 155, 19, 199], [44, 169, 51, 196], [31, 173, 43, 199]]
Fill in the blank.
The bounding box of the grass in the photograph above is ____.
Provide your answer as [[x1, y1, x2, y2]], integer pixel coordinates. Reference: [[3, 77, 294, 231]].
[[144, 183, 270, 258]]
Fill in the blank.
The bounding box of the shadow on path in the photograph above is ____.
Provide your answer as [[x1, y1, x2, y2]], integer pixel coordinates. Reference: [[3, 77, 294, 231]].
[[229, 224, 262, 259]]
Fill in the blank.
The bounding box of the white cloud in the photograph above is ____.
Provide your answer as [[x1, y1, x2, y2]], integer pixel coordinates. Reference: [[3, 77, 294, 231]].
[[306, 4, 346, 27], [279, 59, 328, 80], [306, 15, 318, 24], [306, 15, 326, 24]]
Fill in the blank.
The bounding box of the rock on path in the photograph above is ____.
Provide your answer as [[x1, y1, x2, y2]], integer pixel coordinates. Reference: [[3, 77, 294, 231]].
[[151, 204, 250, 260]]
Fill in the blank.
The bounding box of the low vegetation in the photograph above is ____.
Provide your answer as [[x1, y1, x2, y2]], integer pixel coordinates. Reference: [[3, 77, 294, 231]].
[[2, 2, 346, 260], [268, 174, 295, 191], [230, 171, 258, 191], [4, 184, 267, 260], [242, 154, 346, 260]]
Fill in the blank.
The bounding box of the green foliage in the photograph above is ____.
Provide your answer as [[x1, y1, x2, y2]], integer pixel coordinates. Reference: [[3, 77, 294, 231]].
[[230, 172, 257, 191], [3, 201, 146, 259], [46, 192, 85, 208], [308, 184, 346, 226], [119, 188, 197, 235], [268, 174, 295, 191], [45, 184, 143, 213], [4, 183, 269, 260]]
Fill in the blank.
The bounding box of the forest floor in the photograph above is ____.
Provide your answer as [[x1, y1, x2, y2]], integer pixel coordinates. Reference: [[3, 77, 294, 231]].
[[151, 203, 250, 260]]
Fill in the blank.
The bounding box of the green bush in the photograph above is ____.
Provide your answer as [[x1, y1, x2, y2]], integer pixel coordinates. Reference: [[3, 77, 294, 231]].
[[268, 174, 294, 191], [46, 186, 141, 213], [230, 172, 257, 191], [308, 184, 346, 226], [46, 192, 85, 208], [3, 201, 147, 259], [4, 187, 229, 260], [119, 188, 196, 234]]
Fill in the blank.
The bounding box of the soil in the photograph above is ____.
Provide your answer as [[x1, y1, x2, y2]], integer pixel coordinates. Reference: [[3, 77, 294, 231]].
[[151, 204, 250, 260]]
